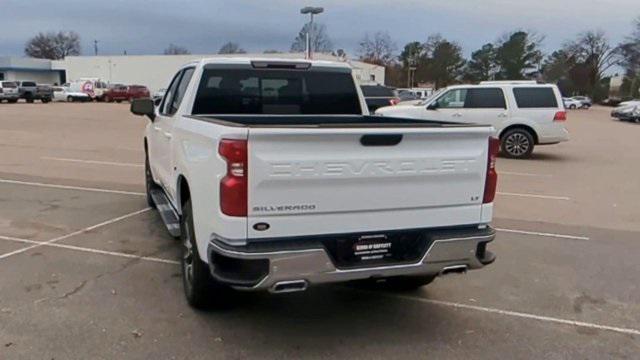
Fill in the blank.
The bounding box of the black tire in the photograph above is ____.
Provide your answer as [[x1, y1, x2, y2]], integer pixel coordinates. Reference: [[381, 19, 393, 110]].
[[116, 99, 122, 103], [501, 128, 535, 159], [41, 97, 51, 103], [8, 99, 18, 103], [67, 96, 74, 103], [569, 104, 576, 109], [181, 200, 232, 309], [144, 154, 156, 208]]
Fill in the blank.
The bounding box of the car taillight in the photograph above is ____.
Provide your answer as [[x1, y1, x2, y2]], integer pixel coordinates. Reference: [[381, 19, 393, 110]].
[[389, 98, 400, 105], [483, 137, 499, 204], [218, 139, 248, 217], [553, 111, 567, 121]]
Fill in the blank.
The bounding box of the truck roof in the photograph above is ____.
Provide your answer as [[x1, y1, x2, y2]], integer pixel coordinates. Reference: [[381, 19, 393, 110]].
[[194, 57, 352, 70]]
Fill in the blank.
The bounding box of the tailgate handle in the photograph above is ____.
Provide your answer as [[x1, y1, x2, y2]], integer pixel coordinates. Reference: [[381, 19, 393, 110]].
[[360, 134, 403, 146]]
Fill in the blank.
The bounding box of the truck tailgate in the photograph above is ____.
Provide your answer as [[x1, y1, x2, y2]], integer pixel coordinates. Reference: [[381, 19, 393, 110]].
[[247, 126, 493, 239]]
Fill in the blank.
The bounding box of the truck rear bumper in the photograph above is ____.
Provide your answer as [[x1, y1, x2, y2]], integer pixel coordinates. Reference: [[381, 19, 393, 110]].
[[207, 226, 495, 292]]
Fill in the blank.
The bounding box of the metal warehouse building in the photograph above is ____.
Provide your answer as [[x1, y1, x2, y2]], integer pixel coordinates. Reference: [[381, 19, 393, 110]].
[[2, 54, 385, 92], [0, 57, 65, 84]]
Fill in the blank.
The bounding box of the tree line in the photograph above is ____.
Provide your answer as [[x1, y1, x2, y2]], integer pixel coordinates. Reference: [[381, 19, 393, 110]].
[[23, 16, 640, 100]]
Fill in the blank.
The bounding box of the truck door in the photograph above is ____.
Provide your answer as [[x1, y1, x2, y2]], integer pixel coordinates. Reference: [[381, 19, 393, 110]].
[[154, 67, 195, 199]]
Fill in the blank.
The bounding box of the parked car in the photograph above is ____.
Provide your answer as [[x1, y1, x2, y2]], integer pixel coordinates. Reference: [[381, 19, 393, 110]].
[[563, 97, 583, 109], [68, 78, 108, 101], [103, 84, 128, 102], [376, 81, 568, 159], [360, 85, 400, 112], [611, 104, 640, 122], [130, 58, 498, 309], [52, 86, 91, 102], [104, 85, 150, 102], [571, 96, 592, 108], [127, 85, 150, 100], [0, 81, 20, 103], [17, 81, 52, 103]]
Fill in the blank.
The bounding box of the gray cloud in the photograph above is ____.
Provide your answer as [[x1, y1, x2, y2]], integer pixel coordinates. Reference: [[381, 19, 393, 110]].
[[1, 0, 638, 57]]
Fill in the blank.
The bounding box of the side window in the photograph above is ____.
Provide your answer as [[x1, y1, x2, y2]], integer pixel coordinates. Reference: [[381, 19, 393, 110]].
[[513, 87, 558, 108], [465, 88, 506, 109], [160, 70, 184, 115], [168, 68, 195, 115], [435, 89, 467, 108]]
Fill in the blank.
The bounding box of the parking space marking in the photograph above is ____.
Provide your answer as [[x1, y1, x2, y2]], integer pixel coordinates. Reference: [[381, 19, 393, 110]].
[[41, 157, 143, 168], [0, 208, 151, 260], [497, 192, 570, 201], [385, 294, 640, 337], [496, 228, 590, 241], [0, 178, 145, 196], [500, 171, 553, 178], [0, 235, 178, 265]]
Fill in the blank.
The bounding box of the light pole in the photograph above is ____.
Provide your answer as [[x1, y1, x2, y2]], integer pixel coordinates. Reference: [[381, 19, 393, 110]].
[[300, 6, 324, 59]]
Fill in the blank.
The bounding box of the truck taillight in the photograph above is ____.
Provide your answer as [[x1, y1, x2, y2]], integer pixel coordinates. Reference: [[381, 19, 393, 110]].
[[483, 137, 499, 204], [553, 111, 567, 121], [218, 139, 248, 217]]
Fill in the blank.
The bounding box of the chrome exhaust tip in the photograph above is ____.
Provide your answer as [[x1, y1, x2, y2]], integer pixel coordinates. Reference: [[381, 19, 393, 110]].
[[270, 280, 308, 294], [439, 265, 468, 276]]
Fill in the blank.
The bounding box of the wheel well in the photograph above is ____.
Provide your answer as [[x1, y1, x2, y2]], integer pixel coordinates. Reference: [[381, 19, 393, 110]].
[[499, 125, 538, 144], [177, 176, 190, 211]]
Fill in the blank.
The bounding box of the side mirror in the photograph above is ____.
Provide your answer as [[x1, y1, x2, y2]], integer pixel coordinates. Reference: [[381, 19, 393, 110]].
[[130, 98, 156, 121], [427, 102, 438, 110]]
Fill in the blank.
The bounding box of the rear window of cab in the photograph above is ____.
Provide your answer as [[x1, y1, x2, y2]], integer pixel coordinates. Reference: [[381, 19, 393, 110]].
[[513, 87, 558, 108]]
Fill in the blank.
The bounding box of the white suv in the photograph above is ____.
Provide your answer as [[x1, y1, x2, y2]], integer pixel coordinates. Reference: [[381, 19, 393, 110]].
[[376, 81, 569, 158]]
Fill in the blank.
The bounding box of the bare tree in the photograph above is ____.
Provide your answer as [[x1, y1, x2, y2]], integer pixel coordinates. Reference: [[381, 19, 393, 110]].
[[291, 22, 333, 53], [358, 31, 396, 66], [24, 31, 81, 59], [263, 49, 283, 54], [164, 43, 190, 55], [218, 42, 246, 54], [564, 30, 618, 83]]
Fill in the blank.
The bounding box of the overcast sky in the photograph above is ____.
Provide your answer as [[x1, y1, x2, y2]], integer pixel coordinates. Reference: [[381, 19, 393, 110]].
[[1, 0, 638, 58]]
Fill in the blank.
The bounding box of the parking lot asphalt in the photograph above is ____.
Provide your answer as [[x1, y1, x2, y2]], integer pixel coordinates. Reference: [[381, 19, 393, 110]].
[[1, 103, 639, 359]]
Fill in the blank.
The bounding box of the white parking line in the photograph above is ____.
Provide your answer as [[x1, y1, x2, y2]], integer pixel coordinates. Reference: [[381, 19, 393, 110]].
[[0, 178, 145, 196], [497, 192, 570, 201], [500, 171, 553, 178], [386, 294, 640, 337], [0, 235, 178, 265], [0, 208, 151, 260], [42, 157, 143, 168], [496, 228, 590, 241]]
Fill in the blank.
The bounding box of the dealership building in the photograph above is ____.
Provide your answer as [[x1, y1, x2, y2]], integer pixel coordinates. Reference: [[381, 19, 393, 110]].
[[0, 54, 385, 92]]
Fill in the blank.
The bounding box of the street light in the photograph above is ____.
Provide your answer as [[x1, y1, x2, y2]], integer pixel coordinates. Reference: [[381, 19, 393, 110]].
[[300, 6, 324, 59]]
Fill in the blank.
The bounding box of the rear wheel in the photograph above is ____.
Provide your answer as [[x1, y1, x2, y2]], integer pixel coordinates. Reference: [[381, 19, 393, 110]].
[[104, 95, 112, 103], [569, 104, 577, 109], [181, 200, 232, 309], [501, 128, 535, 159], [67, 96, 74, 102]]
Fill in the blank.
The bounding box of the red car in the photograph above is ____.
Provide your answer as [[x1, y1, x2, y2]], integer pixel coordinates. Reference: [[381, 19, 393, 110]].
[[104, 85, 150, 102]]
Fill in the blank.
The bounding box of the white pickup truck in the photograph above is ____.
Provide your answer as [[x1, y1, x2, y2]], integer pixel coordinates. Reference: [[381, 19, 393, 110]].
[[131, 58, 498, 309]]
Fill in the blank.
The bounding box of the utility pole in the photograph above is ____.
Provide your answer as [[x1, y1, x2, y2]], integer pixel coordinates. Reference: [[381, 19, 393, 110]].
[[300, 6, 324, 60], [94, 40, 99, 56]]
